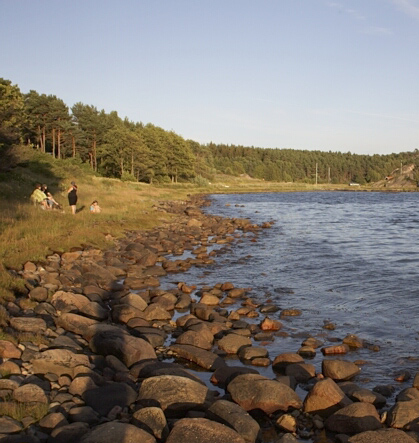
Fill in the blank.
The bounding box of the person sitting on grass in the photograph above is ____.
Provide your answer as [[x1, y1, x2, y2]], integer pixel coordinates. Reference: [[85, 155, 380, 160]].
[[30, 183, 48, 210], [41, 184, 62, 210], [89, 200, 101, 213]]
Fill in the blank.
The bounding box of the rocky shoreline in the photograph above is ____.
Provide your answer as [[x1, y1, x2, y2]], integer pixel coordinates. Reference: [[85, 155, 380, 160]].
[[1, 195, 419, 443]]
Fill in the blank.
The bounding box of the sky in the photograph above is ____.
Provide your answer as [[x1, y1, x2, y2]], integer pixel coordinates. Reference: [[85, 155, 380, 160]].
[[1, 0, 419, 155]]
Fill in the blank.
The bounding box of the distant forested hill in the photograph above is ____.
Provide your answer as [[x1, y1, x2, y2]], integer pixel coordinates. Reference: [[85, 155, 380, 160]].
[[1, 77, 418, 185]]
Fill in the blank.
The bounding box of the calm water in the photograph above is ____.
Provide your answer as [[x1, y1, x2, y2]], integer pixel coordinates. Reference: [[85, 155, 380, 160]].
[[166, 191, 419, 392]]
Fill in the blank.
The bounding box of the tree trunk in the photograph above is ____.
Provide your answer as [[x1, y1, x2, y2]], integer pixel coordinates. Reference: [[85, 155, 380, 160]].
[[52, 128, 56, 158], [57, 128, 61, 159], [72, 136, 76, 157]]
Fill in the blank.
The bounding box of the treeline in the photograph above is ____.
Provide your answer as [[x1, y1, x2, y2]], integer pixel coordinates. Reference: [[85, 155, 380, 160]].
[[1, 77, 418, 184]]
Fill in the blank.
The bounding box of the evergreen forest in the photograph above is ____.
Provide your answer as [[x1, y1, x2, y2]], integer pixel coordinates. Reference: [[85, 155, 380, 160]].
[[1, 78, 418, 185]]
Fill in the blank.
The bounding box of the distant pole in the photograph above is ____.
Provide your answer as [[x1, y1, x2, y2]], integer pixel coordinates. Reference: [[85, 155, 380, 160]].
[[328, 167, 331, 183], [316, 163, 318, 185]]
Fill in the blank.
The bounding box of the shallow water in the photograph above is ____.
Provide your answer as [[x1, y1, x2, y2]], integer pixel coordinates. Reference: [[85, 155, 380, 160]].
[[162, 191, 419, 395]]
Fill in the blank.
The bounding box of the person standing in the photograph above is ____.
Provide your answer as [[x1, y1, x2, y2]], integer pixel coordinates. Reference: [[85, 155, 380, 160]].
[[67, 181, 78, 214]]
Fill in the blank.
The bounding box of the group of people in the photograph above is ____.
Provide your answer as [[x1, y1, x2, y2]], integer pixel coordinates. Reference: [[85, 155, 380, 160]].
[[30, 183, 62, 211], [30, 181, 101, 214]]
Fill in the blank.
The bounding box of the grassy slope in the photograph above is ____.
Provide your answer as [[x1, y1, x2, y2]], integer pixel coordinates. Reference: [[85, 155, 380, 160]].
[[0, 146, 414, 302]]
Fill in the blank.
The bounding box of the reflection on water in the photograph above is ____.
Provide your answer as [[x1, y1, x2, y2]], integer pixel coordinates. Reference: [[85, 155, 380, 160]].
[[162, 192, 419, 392]]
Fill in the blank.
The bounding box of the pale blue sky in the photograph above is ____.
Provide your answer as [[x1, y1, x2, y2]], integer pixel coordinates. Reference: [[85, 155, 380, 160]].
[[1, 0, 418, 154]]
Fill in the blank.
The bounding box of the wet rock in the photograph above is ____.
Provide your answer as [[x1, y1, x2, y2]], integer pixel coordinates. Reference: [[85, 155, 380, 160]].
[[260, 317, 282, 331], [176, 329, 213, 350], [227, 373, 302, 415], [79, 421, 156, 443], [303, 378, 352, 418], [207, 399, 260, 443], [210, 366, 260, 389], [321, 344, 349, 355], [238, 346, 269, 362], [169, 344, 226, 371], [343, 334, 364, 349], [373, 384, 395, 398], [325, 402, 382, 434], [137, 375, 217, 415], [272, 353, 304, 373], [166, 417, 246, 443], [285, 362, 316, 383], [298, 346, 316, 358], [322, 359, 361, 381], [217, 333, 252, 354]]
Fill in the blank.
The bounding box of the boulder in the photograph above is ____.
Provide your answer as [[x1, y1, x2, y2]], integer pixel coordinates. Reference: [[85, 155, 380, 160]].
[[272, 353, 304, 372], [210, 366, 260, 389], [32, 348, 92, 377], [55, 312, 99, 336], [169, 344, 226, 371], [217, 333, 252, 354], [132, 406, 169, 440], [137, 375, 217, 415], [83, 382, 138, 417], [285, 362, 316, 383], [325, 402, 382, 434], [303, 378, 352, 418], [227, 373, 302, 415], [175, 330, 213, 350], [322, 359, 361, 381], [79, 421, 156, 443], [13, 383, 48, 403], [386, 399, 419, 429], [87, 324, 156, 368], [9, 316, 47, 333], [348, 428, 417, 443], [207, 399, 260, 443], [0, 339, 22, 359], [166, 417, 246, 443]]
